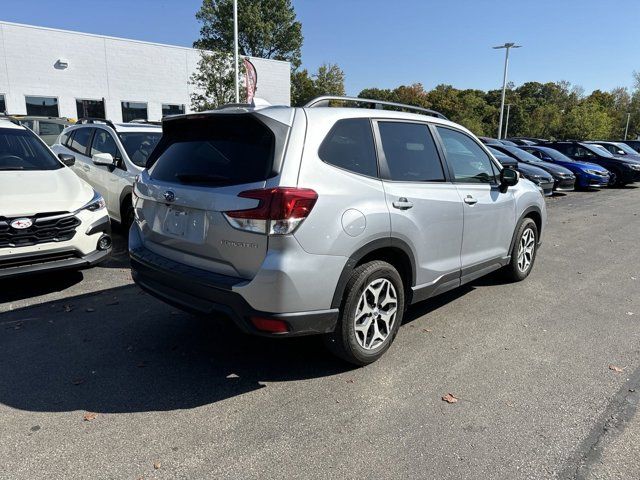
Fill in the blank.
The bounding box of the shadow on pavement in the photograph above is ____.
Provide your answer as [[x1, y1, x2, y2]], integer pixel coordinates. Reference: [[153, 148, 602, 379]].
[[0, 284, 351, 414], [1, 270, 86, 304]]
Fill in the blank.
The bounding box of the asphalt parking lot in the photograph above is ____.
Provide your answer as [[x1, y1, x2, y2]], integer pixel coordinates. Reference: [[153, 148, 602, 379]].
[[1, 187, 640, 480]]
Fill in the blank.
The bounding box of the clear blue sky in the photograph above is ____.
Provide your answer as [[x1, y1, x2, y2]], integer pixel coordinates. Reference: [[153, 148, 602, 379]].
[[2, 0, 639, 95]]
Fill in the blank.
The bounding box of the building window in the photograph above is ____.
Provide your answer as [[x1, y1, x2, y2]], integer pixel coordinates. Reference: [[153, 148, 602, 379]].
[[121, 101, 147, 123], [162, 104, 185, 117], [25, 96, 59, 117], [0, 94, 6, 113], [77, 99, 106, 119]]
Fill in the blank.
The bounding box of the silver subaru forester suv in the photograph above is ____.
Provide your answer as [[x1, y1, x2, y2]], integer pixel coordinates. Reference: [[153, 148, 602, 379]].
[[129, 96, 546, 365]]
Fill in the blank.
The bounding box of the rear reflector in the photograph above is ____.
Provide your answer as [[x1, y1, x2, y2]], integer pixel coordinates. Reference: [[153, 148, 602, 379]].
[[224, 187, 318, 235], [250, 316, 290, 334]]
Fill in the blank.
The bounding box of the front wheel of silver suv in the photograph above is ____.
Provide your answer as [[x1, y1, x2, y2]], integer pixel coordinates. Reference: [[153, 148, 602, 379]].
[[324, 260, 405, 366]]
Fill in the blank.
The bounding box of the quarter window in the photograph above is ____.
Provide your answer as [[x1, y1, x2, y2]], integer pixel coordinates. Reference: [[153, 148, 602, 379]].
[[0, 94, 5, 113], [378, 122, 444, 182], [319, 118, 378, 178], [69, 128, 94, 155], [121, 101, 148, 123], [436, 127, 497, 184], [25, 96, 59, 117]]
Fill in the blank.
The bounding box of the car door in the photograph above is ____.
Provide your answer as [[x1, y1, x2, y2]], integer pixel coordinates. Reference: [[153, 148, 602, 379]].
[[374, 120, 463, 300], [67, 127, 95, 184], [89, 128, 125, 219], [434, 126, 516, 282]]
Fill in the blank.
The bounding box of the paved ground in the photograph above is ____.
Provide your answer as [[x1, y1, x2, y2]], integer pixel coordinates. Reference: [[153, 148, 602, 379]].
[[1, 187, 640, 480]]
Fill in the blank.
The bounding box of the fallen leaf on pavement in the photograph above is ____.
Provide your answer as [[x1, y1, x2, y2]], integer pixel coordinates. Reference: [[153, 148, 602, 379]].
[[226, 373, 239, 379], [83, 412, 97, 421], [422, 328, 432, 333], [609, 365, 624, 373], [85, 308, 95, 313], [137, 361, 146, 368], [442, 393, 458, 404], [153, 462, 161, 470], [63, 305, 74, 312], [345, 379, 354, 383], [71, 378, 85, 386], [627, 312, 635, 316]]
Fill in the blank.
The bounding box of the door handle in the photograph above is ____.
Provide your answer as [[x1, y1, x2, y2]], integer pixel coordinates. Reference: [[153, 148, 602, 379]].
[[463, 195, 478, 205], [392, 197, 414, 210]]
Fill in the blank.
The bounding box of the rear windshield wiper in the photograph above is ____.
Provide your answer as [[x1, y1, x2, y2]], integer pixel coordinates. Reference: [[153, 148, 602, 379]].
[[175, 173, 231, 185]]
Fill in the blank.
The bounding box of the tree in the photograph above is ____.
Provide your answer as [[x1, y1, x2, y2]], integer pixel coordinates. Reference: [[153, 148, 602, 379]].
[[561, 102, 613, 140], [291, 63, 345, 106], [190, 51, 246, 111], [194, 0, 303, 68]]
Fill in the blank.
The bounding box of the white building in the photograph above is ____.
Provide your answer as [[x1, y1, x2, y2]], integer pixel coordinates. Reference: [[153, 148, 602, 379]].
[[0, 21, 291, 122]]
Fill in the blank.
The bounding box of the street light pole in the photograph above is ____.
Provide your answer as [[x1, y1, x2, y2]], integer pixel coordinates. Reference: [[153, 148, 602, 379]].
[[504, 103, 511, 139], [233, 0, 239, 103], [493, 42, 521, 139], [624, 112, 631, 140]]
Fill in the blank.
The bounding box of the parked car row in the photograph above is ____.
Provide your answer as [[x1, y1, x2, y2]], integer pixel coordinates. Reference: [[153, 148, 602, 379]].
[[0, 97, 635, 365], [479, 136, 640, 191]]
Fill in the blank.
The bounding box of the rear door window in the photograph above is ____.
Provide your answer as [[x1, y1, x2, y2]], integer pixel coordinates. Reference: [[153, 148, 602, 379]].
[[149, 114, 275, 186], [91, 129, 120, 158], [378, 121, 444, 182], [319, 118, 378, 177], [69, 128, 94, 156]]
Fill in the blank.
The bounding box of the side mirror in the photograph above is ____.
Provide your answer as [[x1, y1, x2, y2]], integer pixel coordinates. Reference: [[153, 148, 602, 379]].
[[500, 167, 519, 191], [58, 153, 75, 166], [92, 152, 115, 167]]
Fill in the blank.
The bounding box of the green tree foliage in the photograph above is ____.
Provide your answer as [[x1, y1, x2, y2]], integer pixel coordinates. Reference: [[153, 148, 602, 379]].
[[357, 77, 640, 140], [291, 63, 345, 106], [194, 0, 303, 68], [190, 51, 246, 111]]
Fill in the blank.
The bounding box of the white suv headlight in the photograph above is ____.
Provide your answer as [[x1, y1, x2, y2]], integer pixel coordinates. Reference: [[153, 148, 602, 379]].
[[78, 191, 106, 212]]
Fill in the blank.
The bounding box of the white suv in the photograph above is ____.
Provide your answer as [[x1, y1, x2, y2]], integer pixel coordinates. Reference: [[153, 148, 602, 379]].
[[52, 119, 162, 228], [0, 119, 111, 278]]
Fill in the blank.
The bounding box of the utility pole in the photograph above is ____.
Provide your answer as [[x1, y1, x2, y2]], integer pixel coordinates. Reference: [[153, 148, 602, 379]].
[[493, 43, 521, 139], [504, 103, 511, 139], [233, 0, 239, 103], [624, 112, 631, 140]]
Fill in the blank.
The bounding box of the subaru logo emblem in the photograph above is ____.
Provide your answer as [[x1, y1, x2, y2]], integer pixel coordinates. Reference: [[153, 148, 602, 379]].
[[10, 218, 33, 230], [163, 190, 175, 202]]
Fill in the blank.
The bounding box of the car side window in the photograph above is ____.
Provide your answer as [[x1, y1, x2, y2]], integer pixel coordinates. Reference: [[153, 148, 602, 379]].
[[319, 118, 378, 178], [39, 122, 64, 137], [91, 129, 120, 159], [69, 128, 94, 155], [568, 145, 595, 159], [378, 121, 445, 182], [436, 127, 497, 184]]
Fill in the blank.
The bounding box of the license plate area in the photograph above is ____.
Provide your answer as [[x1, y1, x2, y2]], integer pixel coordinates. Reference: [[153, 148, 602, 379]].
[[160, 205, 205, 243]]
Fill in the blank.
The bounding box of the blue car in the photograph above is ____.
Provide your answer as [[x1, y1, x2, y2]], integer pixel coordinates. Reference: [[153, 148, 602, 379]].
[[520, 145, 611, 189]]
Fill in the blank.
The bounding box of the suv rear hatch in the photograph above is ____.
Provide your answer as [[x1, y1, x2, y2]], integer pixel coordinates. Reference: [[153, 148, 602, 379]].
[[136, 111, 293, 280]]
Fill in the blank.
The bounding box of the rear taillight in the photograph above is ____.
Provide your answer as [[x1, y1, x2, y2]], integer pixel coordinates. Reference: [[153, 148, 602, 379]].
[[223, 187, 318, 235]]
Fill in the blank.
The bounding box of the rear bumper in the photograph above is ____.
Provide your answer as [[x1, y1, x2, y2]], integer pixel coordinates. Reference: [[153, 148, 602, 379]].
[[129, 228, 338, 337]]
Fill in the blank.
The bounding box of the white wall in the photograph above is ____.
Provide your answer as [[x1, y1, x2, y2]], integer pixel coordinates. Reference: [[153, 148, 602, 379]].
[[0, 22, 291, 121]]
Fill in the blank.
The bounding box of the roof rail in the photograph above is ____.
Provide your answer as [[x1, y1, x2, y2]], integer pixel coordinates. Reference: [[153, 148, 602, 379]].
[[128, 119, 161, 125], [76, 117, 118, 131], [304, 96, 448, 120]]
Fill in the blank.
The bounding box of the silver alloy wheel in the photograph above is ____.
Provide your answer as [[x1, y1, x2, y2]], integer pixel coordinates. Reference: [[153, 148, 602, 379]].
[[354, 278, 398, 350], [517, 227, 536, 273]]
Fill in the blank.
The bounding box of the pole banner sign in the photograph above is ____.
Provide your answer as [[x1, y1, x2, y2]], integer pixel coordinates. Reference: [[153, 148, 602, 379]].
[[243, 57, 258, 103]]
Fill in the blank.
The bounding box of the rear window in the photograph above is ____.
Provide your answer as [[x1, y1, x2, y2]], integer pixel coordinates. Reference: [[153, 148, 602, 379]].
[[149, 115, 275, 186]]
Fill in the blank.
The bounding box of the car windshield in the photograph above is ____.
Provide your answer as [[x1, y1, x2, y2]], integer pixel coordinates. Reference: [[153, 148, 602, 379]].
[[0, 128, 62, 171], [584, 144, 614, 158], [505, 146, 544, 163], [613, 142, 638, 155], [120, 131, 162, 167]]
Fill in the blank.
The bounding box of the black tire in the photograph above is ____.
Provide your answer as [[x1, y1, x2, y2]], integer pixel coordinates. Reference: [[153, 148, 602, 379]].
[[503, 218, 538, 282], [324, 260, 405, 366], [121, 202, 135, 233]]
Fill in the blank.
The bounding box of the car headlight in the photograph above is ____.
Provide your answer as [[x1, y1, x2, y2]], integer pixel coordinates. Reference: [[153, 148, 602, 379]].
[[584, 169, 603, 175], [79, 191, 106, 212]]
